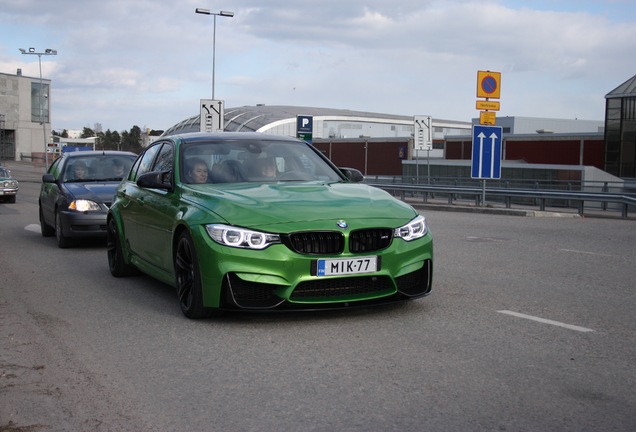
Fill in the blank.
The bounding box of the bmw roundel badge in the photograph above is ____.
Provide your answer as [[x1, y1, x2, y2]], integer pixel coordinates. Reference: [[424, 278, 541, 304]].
[[336, 220, 348, 229]]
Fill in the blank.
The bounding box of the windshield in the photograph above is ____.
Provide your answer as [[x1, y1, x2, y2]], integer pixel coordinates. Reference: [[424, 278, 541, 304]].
[[180, 139, 343, 184], [0, 168, 9, 178], [62, 155, 135, 182]]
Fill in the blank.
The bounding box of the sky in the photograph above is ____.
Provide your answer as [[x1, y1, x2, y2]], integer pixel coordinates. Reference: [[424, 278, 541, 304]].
[[1, 0, 635, 133]]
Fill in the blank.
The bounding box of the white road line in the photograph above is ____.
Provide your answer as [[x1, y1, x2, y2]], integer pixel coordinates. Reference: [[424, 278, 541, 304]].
[[558, 248, 615, 258], [25, 224, 41, 233], [497, 310, 595, 333]]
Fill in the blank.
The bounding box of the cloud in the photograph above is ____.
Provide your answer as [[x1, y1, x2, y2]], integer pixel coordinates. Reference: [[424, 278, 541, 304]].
[[1, 0, 635, 131]]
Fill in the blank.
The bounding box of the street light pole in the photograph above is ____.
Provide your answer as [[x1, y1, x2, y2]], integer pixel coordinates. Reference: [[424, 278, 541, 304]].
[[19, 47, 58, 169], [195, 8, 234, 99]]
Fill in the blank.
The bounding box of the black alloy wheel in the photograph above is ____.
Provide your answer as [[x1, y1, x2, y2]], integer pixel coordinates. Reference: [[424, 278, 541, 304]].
[[40, 206, 54, 237], [107, 217, 137, 277], [175, 231, 211, 319], [55, 211, 71, 248]]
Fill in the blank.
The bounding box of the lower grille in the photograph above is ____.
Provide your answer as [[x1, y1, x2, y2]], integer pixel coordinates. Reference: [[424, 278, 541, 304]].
[[395, 260, 432, 297], [225, 274, 284, 309], [290, 275, 394, 301]]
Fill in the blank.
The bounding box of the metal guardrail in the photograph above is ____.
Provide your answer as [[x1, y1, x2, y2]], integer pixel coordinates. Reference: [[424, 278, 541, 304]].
[[367, 183, 636, 219], [365, 175, 632, 193]]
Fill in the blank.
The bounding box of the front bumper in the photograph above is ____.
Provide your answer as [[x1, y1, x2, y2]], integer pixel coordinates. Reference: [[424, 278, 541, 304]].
[[58, 210, 108, 238], [0, 188, 18, 196], [193, 225, 433, 310]]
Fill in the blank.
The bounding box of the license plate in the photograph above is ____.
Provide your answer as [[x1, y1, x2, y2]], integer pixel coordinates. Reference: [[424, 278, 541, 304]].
[[317, 256, 378, 277]]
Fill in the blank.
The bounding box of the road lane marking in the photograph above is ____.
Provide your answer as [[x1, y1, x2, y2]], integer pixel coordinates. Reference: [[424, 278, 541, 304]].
[[558, 248, 615, 258], [25, 224, 40, 233], [497, 310, 595, 333]]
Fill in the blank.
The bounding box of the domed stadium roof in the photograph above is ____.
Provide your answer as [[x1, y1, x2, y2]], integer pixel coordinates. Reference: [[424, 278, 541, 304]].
[[163, 105, 415, 136]]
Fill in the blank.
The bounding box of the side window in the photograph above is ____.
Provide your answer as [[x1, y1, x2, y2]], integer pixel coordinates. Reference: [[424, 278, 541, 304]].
[[132, 143, 162, 181], [128, 155, 143, 182], [152, 143, 174, 172], [48, 157, 63, 179]]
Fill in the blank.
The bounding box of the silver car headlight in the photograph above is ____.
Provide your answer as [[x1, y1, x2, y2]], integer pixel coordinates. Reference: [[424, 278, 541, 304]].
[[69, 199, 101, 212], [206, 224, 281, 250], [394, 215, 428, 241]]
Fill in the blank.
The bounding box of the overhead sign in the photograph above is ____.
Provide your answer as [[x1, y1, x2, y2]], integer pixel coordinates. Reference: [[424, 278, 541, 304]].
[[471, 125, 503, 179], [476, 70, 501, 99], [200, 99, 224, 133], [414, 115, 433, 151], [296, 115, 313, 144]]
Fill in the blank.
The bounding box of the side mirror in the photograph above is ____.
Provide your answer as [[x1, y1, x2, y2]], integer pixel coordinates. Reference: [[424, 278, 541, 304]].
[[137, 170, 173, 191], [339, 167, 364, 183], [42, 173, 56, 183]]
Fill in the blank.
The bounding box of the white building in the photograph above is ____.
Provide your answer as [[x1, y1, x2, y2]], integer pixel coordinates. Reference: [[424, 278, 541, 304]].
[[0, 70, 53, 164]]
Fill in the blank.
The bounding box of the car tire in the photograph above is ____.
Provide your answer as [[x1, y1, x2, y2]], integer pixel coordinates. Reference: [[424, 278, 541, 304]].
[[55, 211, 72, 248], [40, 206, 55, 237], [175, 231, 212, 319], [107, 217, 137, 277]]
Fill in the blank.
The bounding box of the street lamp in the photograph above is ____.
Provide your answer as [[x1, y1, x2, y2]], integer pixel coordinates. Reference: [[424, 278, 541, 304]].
[[195, 8, 234, 99], [19, 47, 58, 168]]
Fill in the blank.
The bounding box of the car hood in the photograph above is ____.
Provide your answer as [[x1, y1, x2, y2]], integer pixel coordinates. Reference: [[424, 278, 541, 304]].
[[183, 181, 418, 230], [63, 181, 121, 203]]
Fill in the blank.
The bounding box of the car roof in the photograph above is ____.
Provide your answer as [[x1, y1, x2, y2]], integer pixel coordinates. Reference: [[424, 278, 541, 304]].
[[60, 150, 137, 159], [162, 132, 305, 145]]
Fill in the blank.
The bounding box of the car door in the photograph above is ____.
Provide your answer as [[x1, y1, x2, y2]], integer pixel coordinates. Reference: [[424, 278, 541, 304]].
[[118, 143, 163, 256], [39, 157, 63, 226], [130, 142, 179, 273]]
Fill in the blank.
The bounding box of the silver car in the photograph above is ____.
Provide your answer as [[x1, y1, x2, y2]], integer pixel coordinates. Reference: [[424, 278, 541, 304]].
[[0, 166, 18, 203]]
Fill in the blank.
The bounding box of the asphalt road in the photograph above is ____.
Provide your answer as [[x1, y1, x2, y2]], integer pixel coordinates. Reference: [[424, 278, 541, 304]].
[[1, 180, 635, 432]]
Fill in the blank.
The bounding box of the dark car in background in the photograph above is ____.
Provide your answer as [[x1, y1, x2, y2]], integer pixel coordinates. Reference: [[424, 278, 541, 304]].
[[39, 150, 137, 248], [0, 166, 19, 203]]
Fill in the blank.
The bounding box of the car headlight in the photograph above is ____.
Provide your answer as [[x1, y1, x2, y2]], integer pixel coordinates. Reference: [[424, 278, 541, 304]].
[[206, 224, 281, 250], [68, 199, 102, 212], [394, 215, 428, 241]]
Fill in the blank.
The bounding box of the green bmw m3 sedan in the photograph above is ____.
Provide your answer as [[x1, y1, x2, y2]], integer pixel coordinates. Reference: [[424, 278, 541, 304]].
[[107, 132, 433, 318]]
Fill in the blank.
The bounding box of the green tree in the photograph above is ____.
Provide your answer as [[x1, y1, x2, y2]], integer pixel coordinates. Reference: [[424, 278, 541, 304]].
[[120, 125, 143, 154], [97, 129, 122, 150], [81, 127, 95, 138]]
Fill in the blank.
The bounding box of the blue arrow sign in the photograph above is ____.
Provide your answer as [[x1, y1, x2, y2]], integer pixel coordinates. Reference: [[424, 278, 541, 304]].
[[471, 125, 502, 179]]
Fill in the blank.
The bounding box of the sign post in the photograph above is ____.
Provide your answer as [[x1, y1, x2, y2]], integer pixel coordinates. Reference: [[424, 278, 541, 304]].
[[476, 70, 501, 125], [414, 116, 433, 184], [200, 99, 224, 132], [474, 70, 502, 204], [296, 115, 313, 144], [471, 125, 503, 206]]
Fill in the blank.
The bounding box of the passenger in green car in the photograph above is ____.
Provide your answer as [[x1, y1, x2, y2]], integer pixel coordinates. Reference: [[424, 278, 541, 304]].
[[186, 158, 209, 184], [258, 158, 278, 178]]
